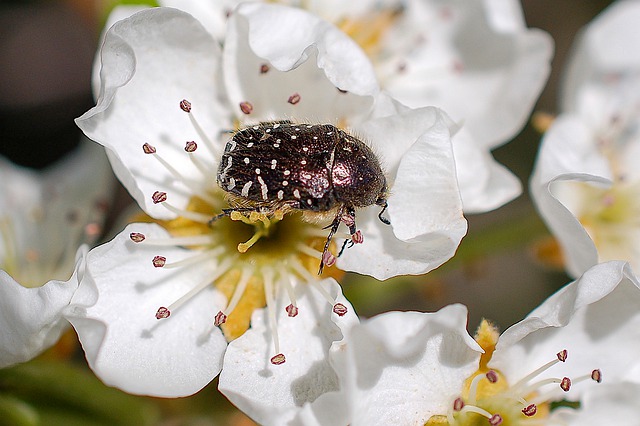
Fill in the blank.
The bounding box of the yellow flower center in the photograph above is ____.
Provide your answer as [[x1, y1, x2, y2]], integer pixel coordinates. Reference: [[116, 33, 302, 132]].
[[426, 320, 601, 425]]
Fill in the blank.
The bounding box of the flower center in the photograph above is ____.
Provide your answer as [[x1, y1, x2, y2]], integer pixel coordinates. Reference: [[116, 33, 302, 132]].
[[130, 100, 349, 365], [426, 320, 601, 425], [336, 7, 403, 59]]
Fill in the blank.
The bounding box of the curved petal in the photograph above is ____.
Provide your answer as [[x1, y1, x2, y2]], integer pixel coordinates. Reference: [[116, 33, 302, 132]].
[[223, 3, 376, 125], [383, 0, 553, 148], [339, 305, 482, 425], [452, 128, 521, 213], [65, 223, 227, 397], [492, 261, 640, 398], [550, 382, 640, 425], [219, 279, 357, 425], [0, 247, 86, 368], [76, 8, 227, 219], [159, 0, 240, 41], [339, 107, 467, 279]]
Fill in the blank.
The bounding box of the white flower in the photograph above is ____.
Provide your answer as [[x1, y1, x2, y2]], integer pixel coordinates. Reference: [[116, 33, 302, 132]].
[[0, 141, 113, 367], [531, 0, 640, 278], [161, 0, 554, 212], [69, 5, 466, 397], [308, 261, 640, 425]]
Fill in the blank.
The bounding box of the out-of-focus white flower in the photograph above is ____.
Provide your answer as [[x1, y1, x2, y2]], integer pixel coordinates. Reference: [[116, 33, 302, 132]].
[[0, 140, 113, 367], [298, 261, 639, 425], [162, 0, 554, 212], [69, 5, 466, 397], [531, 0, 640, 278]]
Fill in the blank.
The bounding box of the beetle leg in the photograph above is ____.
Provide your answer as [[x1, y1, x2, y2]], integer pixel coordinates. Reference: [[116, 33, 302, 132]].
[[318, 206, 345, 275]]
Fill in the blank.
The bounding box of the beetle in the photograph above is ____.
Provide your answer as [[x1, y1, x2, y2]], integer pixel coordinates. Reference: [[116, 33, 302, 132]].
[[213, 121, 390, 273]]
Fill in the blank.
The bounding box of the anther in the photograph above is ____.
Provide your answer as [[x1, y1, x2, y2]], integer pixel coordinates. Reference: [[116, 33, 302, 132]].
[[486, 370, 498, 383], [286, 304, 299, 317], [489, 414, 503, 425], [142, 143, 156, 154], [270, 353, 286, 365], [560, 377, 571, 392], [288, 93, 301, 105], [557, 349, 568, 362], [591, 369, 602, 383], [152, 256, 166, 268], [351, 230, 364, 244], [152, 191, 167, 204], [155, 307, 170, 319], [185, 141, 197, 152], [453, 398, 465, 411], [129, 232, 146, 243], [180, 99, 192, 113], [239, 101, 254, 114], [333, 303, 348, 316], [522, 404, 537, 417], [260, 64, 270, 74], [214, 311, 227, 326]]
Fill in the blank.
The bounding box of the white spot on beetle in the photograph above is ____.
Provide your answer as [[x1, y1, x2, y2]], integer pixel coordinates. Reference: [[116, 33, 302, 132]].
[[277, 190, 284, 200], [255, 168, 261, 175], [271, 159, 277, 169], [244, 157, 250, 164], [293, 189, 301, 199], [258, 176, 268, 200], [284, 170, 291, 176], [227, 177, 236, 190], [241, 181, 252, 197], [283, 181, 289, 186]]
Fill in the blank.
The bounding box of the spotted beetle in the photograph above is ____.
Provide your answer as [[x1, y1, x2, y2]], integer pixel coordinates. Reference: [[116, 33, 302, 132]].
[[214, 121, 390, 273]]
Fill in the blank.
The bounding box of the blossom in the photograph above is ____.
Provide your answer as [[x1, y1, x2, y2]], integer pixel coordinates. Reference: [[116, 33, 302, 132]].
[[69, 5, 466, 397], [0, 141, 113, 367], [301, 261, 640, 425], [531, 0, 640, 278], [161, 0, 554, 212]]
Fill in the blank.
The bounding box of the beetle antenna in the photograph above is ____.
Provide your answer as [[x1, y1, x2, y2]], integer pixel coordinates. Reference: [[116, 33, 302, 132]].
[[378, 201, 390, 225]]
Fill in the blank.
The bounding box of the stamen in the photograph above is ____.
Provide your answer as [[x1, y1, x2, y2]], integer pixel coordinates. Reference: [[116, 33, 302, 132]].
[[286, 304, 298, 317], [296, 243, 322, 259], [351, 230, 364, 244], [467, 372, 485, 405], [184, 141, 197, 152], [281, 276, 298, 315], [161, 248, 225, 269], [155, 307, 170, 319], [486, 370, 498, 383], [179, 99, 220, 157], [263, 269, 285, 365], [152, 191, 167, 204], [156, 257, 233, 319], [237, 230, 265, 253], [511, 349, 567, 392], [130, 232, 146, 242], [332, 303, 348, 316], [522, 404, 537, 417], [489, 414, 503, 425], [220, 268, 253, 318], [239, 101, 253, 114], [152, 256, 166, 268], [287, 93, 301, 105], [260, 63, 270, 74], [591, 369, 602, 383], [143, 146, 190, 183], [322, 251, 337, 268], [137, 235, 218, 247], [161, 202, 212, 224]]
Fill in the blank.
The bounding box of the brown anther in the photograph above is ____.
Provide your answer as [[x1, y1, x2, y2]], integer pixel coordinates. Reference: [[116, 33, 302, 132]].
[[152, 256, 166, 268], [180, 99, 192, 112], [351, 230, 364, 244], [333, 303, 348, 316], [522, 404, 537, 417], [557, 349, 568, 362], [152, 191, 167, 204], [155, 307, 170, 319], [270, 353, 286, 365], [560, 377, 571, 392], [185, 141, 197, 152], [287, 93, 301, 105], [239, 101, 254, 114], [142, 143, 156, 154], [453, 397, 465, 411], [489, 414, 503, 426], [591, 369, 602, 383], [486, 370, 498, 383], [337, 87, 348, 94], [286, 304, 299, 317], [129, 232, 146, 243], [214, 311, 227, 326], [84, 223, 102, 238], [260, 63, 270, 74]]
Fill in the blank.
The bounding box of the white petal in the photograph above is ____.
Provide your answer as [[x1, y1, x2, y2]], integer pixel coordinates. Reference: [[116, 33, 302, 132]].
[[339, 107, 467, 279], [452, 128, 521, 213], [76, 8, 226, 219], [383, 0, 553, 148], [219, 279, 357, 425], [65, 223, 227, 397], [224, 3, 376, 125], [550, 382, 640, 425], [339, 305, 482, 425], [0, 247, 85, 368], [159, 0, 240, 41], [492, 261, 640, 398]]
